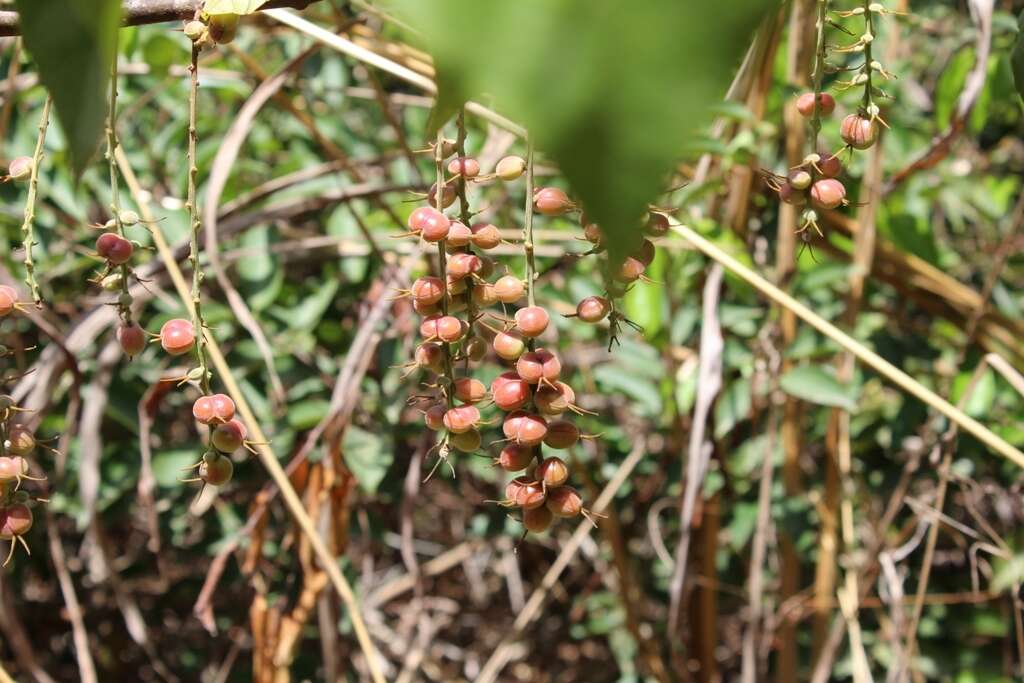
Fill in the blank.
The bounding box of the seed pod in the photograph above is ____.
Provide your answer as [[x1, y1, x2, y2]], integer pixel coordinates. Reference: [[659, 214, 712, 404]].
[[415, 343, 446, 373], [424, 404, 446, 430], [616, 256, 646, 283], [443, 405, 481, 434], [778, 183, 807, 206], [498, 444, 534, 472], [810, 179, 846, 210], [495, 155, 526, 181], [465, 335, 488, 361], [533, 187, 572, 216], [428, 181, 458, 209], [795, 92, 836, 117], [516, 348, 561, 385], [472, 283, 498, 307], [117, 322, 147, 358], [840, 114, 878, 150], [447, 253, 483, 280], [633, 239, 656, 267], [584, 222, 605, 246], [159, 318, 195, 356], [408, 206, 449, 234], [645, 212, 670, 238], [0, 285, 15, 317], [6, 425, 35, 456], [492, 372, 532, 411], [502, 411, 548, 447], [420, 315, 465, 342], [411, 276, 445, 305], [494, 275, 525, 303], [523, 505, 554, 532], [0, 503, 33, 539], [199, 456, 234, 486], [470, 222, 502, 250], [544, 420, 580, 449], [209, 394, 236, 423], [207, 13, 240, 44], [454, 377, 486, 404], [788, 169, 813, 191], [446, 221, 473, 247], [0, 456, 28, 482], [493, 330, 526, 361], [546, 486, 583, 518], [421, 213, 451, 242], [537, 456, 570, 487], [818, 152, 843, 178], [447, 157, 480, 178], [7, 156, 33, 182], [576, 296, 610, 323], [212, 419, 247, 453]]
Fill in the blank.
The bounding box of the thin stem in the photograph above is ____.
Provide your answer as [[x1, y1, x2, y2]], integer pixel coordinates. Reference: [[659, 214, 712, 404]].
[[187, 44, 212, 395], [105, 38, 133, 323], [523, 140, 536, 310], [19, 96, 51, 307], [809, 0, 829, 152], [861, 0, 875, 112], [434, 128, 455, 413], [454, 109, 477, 372]]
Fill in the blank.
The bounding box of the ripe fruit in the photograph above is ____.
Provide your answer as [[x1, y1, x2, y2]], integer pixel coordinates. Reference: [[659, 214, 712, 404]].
[[523, 505, 554, 532], [471, 282, 498, 307], [421, 214, 451, 243], [212, 419, 246, 453], [0, 503, 33, 539], [95, 232, 134, 265], [443, 405, 481, 434], [841, 114, 879, 150], [445, 221, 472, 247], [192, 396, 215, 423], [810, 178, 846, 210], [493, 330, 526, 360], [495, 155, 526, 181], [159, 318, 195, 356], [634, 239, 656, 267], [498, 444, 534, 472], [537, 456, 569, 487], [470, 223, 502, 250], [583, 223, 604, 246], [413, 299, 441, 317], [796, 92, 836, 117], [415, 343, 446, 373], [516, 349, 561, 385], [408, 206, 447, 234], [616, 256, 646, 283], [818, 152, 843, 178], [209, 394, 235, 423], [454, 377, 486, 404], [544, 420, 580, 449], [576, 296, 610, 323], [424, 404, 446, 430], [0, 285, 18, 317], [411, 276, 445, 305], [199, 456, 234, 486], [514, 306, 549, 338], [645, 212, 670, 238], [447, 253, 482, 280], [505, 476, 530, 504], [0, 456, 28, 483], [533, 187, 572, 216], [420, 315, 465, 343], [7, 156, 33, 182], [546, 486, 583, 518], [428, 181, 458, 209], [449, 428, 481, 452], [6, 426, 34, 456], [502, 411, 547, 447], [513, 479, 546, 509], [491, 373, 532, 411], [447, 157, 480, 178], [494, 275, 525, 303], [117, 323, 146, 358]]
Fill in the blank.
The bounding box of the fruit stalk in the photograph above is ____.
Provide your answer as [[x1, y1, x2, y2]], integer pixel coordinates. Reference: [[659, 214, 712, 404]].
[[522, 140, 537, 312], [187, 43, 212, 394], [19, 95, 51, 307], [105, 37, 133, 323], [434, 128, 456, 414], [454, 108, 478, 368], [810, 0, 829, 152]]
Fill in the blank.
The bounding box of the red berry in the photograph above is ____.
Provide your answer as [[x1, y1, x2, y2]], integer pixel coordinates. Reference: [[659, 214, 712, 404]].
[[494, 275, 524, 304], [445, 221, 472, 247], [420, 315, 465, 343], [576, 296, 610, 323], [447, 156, 480, 178], [421, 212, 451, 242], [544, 420, 580, 449], [159, 318, 195, 356], [778, 183, 807, 206], [0, 503, 33, 539], [498, 444, 534, 472], [0, 285, 18, 317], [810, 179, 846, 210], [428, 181, 458, 209], [633, 239, 656, 267], [443, 405, 480, 434], [546, 486, 583, 518], [415, 342, 446, 373], [411, 276, 445, 305], [516, 348, 561, 385], [200, 456, 234, 486], [818, 152, 843, 178], [493, 330, 526, 360], [454, 377, 486, 404], [523, 505, 554, 532], [96, 233, 134, 265], [116, 322, 146, 358], [449, 428, 481, 452], [840, 114, 878, 150], [492, 372, 532, 411], [514, 306, 549, 338], [505, 476, 530, 504], [447, 253, 482, 280], [424, 404, 446, 430], [470, 222, 502, 250], [193, 396, 215, 424], [796, 92, 836, 117], [209, 394, 235, 423], [537, 456, 570, 487], [534, 187, 572, 216], [212, 419, 246, 453], [495, 155, 526, 181], [645, 212, 670, 238], [408, 206, 440, 233], [502, 411, 547, 447], [616, 256, 646, 283], [514, 479, 546, 509]]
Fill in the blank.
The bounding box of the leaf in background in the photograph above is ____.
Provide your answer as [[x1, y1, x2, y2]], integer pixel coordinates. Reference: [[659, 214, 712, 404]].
[[1012, 11, 1024, 103], [203, 0, 268, 14], [343, 426, 393, 495], [992, 553, 1024, 593], [714, 376, 751, 439], [780, 365, 859, 411], [15, 0, 121, 176], [952, 366, 996, 419], [396, 0, 773, 261]]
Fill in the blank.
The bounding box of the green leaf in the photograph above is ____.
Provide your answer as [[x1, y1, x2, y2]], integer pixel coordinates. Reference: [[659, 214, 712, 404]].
[[15, 0, 122, 176], [714, 377, 751, 439], [396, 0, 773, 262], [203, 0, 268, 15], [342, 426, 393, 495], [992, 553, 1024, 593], [779, 365, 858, 411], [952, 366, 996, 419], [1011, 11, 1024, 104]]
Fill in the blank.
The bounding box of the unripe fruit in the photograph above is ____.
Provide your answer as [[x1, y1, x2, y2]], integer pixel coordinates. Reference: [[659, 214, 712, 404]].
[[645, 212, 670, 238], [465, 335, 487, 361], [523, 505, 554, 532], [788, 169, 812, 191], [454, 377, 486, 404], [428, 181, 458, 209], [117, 323, 146, 358], [778, 183, 807, 206], [445, 221, 472, 247], [470, 222, 502, 250], [199, 456, 233, 486], [576, 296, 610, 323], [443, 405, 480, 434], [184, 20, 206, 40], [160, 318, 195, 355], [0, 286, 17, 317], [533, 187, 572, 216], [0, 456, 28, 482], [491, 372, 531, 411], [544, 420, 580, 449], [0, 503, 33, 539], [6, 426, 34, 456], [634, 239, 656, 267], [516, 348, 561, 385], [615, 256, 646, 283], [583, 223, 604, 246], [498, 444, 534, 472], [810, 178, 846, 210], [449, 428, 481, 452], [212, 419, 246, 453], [447, 253, 482, 280], [415, 342, 446, 373], [495, 155, 526, 181], [514, 306, 549, 338], [536, 456, 570, 487], [447, 157, 480, 178], [207, 14, 239, 44], [472, 283, 498, 307], [493, 330, 526, 360], [840, 114, 878, 150], [411, 276, 445, 305], [818, 152, 843, 178], [494, 275, 525, 303], [503, 411, 547, 447], [796, 92, 836, 117], [7, 156, 33, 182], [424, 404, 446, 431], [546, 486, 583, 518], [120, 209, 140, 226]]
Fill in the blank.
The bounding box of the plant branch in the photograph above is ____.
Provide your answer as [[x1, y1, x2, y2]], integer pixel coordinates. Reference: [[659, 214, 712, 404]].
[[19, 95, 50, 307]]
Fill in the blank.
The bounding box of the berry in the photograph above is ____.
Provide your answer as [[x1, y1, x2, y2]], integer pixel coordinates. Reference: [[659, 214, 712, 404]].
[[498, 444, 534, 472], [516, 349, 561, 385], [7, 156, 33, 182], [449, 428, 481, 452], [583, 222, 604, 246], [796, 92, 836, 117], [470, 222, 502, 250], [523, 505, 554, 532], [505, 476, 530, 504], [502, 411, 547, 447], [117, 323, 146, 358], [533, 187, 572, 216], [495, 155, 526, 181], [411, 276, 445, 305], [207, 13, 239, 44], [96, 232, 133, 264], [420, 315, 465, 343], [0, 285, 18, 317], [6, 425, 35, 456], [413, 299, 441, 317], [209, 394, 235, 423], [408, 206, 445, 234], [615, 256, 646, 283], [454, 377, 486, 404], [119, 210, 140, 227], [211, 419, 246, 453], [576, 296, 610, 323], [428, 181, 458, 209], [421, 214, 451, 243], [432, 138, 457, 159], [493, 330, 526, 360], [199, 456, 233, 486], [465, 335, 488, 361], [788, 169, 812, 191], [424, 404, 446, 431], [447, 253, 482, 280], [514, 479, 546, 509], [494, 275, 525, 303], [546, 486, 583, 518], [633, 239, 656, 267], [0, 456, 28, 482], [415, 343, 446, 373], [544, 420, 580, 449], [841, 114, 878, 150], [818, 152, 843, 178], [810, 179, 846, 210], [445, 221, 472, 247], [192, 396, 215, 423], [443, 405, 480, 434], [491, 372, 532, 411], [447, 157, 480, 178], [514, 306, 549, 338], [159, 318, 195, 356], [534, 382, 574, 416], [0, 503, 33, 539], [537, 456, 569, 487], [645, 212, 670, 238], [778, 183, 807, 206], [471, 283, 498, 307]]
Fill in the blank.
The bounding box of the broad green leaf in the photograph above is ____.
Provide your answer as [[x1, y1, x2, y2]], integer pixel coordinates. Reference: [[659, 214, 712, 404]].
[[714, 377, 751, 439], [15, 0, 122, 176], [1012, 11, 1024, 104], [779, 365, 858, 411], [951, 366, 996, 419], [396, 0, 773, 261], [342, 426, 393, 495], [203, 0, 268, 15]]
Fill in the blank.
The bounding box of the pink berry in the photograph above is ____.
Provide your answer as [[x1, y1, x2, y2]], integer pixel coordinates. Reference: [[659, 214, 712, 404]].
[[424, 404, 446, 431], [7, 156, 32, 182], [117, 322, 147, 358], [494, 275, 524, 304], [407, 206, 438, 233], [502, 411, 547, 447], [818, 152, 843, 178], [209, 394, 235, 423], [840, 114, 878, 150], [534, 382, 574, 416], [443, 405, 480, 434], [0, 286, 16, 317], [447, 157, 480, 178], [0, 456, 28, 483], [583, 222, 605, 246], [514, 306, 549, 338], [445, 221, 472, 247], [515, 348, 561, 385], [465, 335, 488, 361], [493, 330, 526, 360], [470, 222, 502, 250], [159, 318, 195, 356], [447, 253, 482, 280], [472, 283, 498, 307], [633, 239, 656, 267], [415, 343, 445, 373], [615, 256, 646, 284], [796, 92, 836, 117], [810, 178, 846, 210], [788, 169, 812, 191], [533, 187, 572, 216], [453, 377, 486, 404], [411, 276, 445, 305], [193, 396, 215, 423], [546, 486, 583, 518], [420, 315, 465, 343], [491, 372, 532, 411], [0, 503, 33, 539], [212, 419, 246, 453], [498, 444, 534, 472], [536, 456, 570, 487], [576, 296, 610, 323]]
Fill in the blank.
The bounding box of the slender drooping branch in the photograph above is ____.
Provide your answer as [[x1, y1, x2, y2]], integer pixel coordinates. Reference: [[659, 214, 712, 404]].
[[19, 96, 51, 307], [105, 38, 134, 323], [186, 43, 211, 394]]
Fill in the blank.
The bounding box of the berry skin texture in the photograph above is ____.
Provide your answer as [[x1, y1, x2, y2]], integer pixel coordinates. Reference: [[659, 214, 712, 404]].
[[449, 428, 481, 452], [445, 221, 472, 247], [0, 503, 33, 540], [447, 157, 480, 178], [495, 155, 526, 181], [523, 505, 554, 533], [818, 152, 843, 178], [159, 318, 195, 356], [411, 276, 445, 305], [493, 330, 526, 361], [199, 456, 234, 486], [0, 285, 18, 317], [446, 253, 482, 280], [841, 114, 879, 150], [778, 183, 807, 207], [408, 206, 444, 234], [454, 377, 487, 404], [117, 323, 147, 358], [546, 486, 583, 518], [192, 396, 216, 424], [209, 394, 236, 423], [544, 420, 580, 449], [494, 275, 525, 304], [533, 187, 573, 216], [420, 315, 465, 343], [498, 444, 534, 472], [537, 456, 570, 487], [7, 156, 33, 182], [516, 349, 561, 385], [616, 256, 646, 284], [796, 92, 836, 117], [470, 223, 502, 250], [534, 382, 573, 416], [492, 373, 532, 411], [810, 179, 846, 210], [415, 343, 446, 373], [443, 405, 481, 434], [503, 411, 548, 447], [96, 232, 134, 264], [6, 426, 34, 456], [212, 419, 247, 453], [424, 404, 446, 431], [514, 306, 549, 338], [645, 212, 670, 238], [428, 181, 458, 209], [0, 456, 29, 482], [576, 296, 610, 323]]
